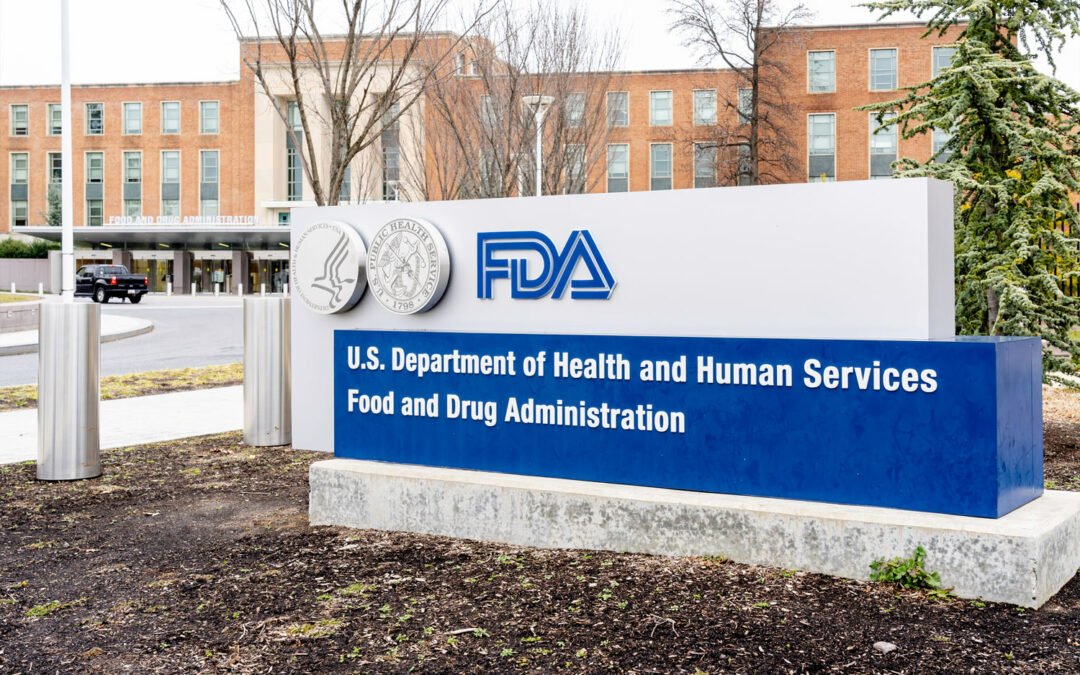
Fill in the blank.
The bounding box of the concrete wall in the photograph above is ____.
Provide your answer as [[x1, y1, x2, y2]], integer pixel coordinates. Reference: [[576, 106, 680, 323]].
[[0, 300, 40, 333], [0, 259, 50, 293]]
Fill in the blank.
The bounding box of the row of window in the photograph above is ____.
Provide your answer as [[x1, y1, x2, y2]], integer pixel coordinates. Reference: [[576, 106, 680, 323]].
[[8, 101, 220, 137], [807, 46, 956, 93], [601, 112, 952, 191], [8, 149, 220, 226], [604, 89, 733, 128]]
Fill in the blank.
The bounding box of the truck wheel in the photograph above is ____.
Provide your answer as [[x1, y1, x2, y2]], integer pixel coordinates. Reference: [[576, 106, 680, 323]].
[[93, 287, 107, 303], [129, 294, 142, 304]]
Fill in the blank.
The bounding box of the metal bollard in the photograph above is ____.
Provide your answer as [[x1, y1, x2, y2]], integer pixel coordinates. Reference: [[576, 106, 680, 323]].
[[243, 296, 291, 446], [214, 283, 220, 297], [166, 282, 172, 296], [37, 303, 101, 480], [283, 283, 288, 296], [260, 283, 265, 296], [237, 283, 243, 296], [191, 282, 197, 295], [9, 282, 14, 293], [38, 282, 44, 295]]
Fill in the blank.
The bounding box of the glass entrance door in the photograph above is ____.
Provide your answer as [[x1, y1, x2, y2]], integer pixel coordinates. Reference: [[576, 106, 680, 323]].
[[253, 260, 289, 293], [192, 259, 232, 293]]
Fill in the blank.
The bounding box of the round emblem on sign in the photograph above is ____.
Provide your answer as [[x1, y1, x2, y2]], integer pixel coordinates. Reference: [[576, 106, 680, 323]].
[[290, 220, 367, 314], [366, 217, 450, 314]]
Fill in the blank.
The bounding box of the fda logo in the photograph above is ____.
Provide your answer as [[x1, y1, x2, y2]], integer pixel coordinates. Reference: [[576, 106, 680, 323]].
[[477, 230, 616, 300]]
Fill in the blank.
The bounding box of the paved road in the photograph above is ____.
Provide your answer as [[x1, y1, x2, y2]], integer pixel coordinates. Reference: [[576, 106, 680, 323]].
[[0, 295, 244, 386]]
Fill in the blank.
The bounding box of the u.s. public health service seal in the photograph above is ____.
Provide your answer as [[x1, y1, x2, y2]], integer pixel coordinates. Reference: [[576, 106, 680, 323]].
[[290, 220, 367, 314], [366, 217, 450, 314]]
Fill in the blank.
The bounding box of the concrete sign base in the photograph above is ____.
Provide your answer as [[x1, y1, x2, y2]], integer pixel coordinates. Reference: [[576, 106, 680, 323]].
[[310, 458, 1080, 608]]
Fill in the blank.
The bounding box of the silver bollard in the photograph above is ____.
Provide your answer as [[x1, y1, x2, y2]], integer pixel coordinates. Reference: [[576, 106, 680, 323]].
[[237, 283, 243, 296], [214, 283, 220, 297], [191, 282, 197, 295], [166, 281, 173, 296], [9, 282, 14, 293], [38, 303, 101, 480], [260, 283, 266, 296], [38, 282, 44, 295], [283, 283, 288, 296], [243, 296, 291, 446]]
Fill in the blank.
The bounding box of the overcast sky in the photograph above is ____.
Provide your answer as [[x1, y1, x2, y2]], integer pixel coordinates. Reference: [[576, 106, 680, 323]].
[[0, 0, 1077, 89]]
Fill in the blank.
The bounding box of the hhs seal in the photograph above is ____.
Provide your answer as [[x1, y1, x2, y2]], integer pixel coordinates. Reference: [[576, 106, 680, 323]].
[[291, 221, 367, 314], [367, 218, 450, 314]]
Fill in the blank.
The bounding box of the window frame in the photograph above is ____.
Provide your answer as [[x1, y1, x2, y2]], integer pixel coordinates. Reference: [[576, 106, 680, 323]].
[[47, 103, 62, 135], [806, 112, 837, 182], [10, 152, 29, 185], [692, 142, 717, 189], [564, 92, 585, 128], [84, 151, 104, 184], [868, 111, 898, 180], [123, 150, 142, 184], [84, 102, 104, 135], [47, 152, 62, 186], [10, 104, 29, 136], [161, 101, 181, 135], [868, 48, 898, 92], [692, 89, 717, 126], [649, 90, 673, 127], [806, 50, 836, 94], [122, 101, 142, 135], [199, 100, 220, 135], [605, 143, 629, 193], [606, 91, 629, 127], [932, 45, 957, 78], [649, 142, 673, 190], [161, 149, 181, 217]]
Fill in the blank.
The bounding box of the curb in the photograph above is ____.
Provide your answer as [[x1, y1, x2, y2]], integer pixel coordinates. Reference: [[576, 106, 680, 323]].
[[0, 317, 154, 357]]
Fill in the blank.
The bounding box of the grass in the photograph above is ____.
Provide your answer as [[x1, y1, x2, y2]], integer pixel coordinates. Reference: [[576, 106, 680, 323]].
[[0, 292, 35, 304], [0, 362, 242, 411]]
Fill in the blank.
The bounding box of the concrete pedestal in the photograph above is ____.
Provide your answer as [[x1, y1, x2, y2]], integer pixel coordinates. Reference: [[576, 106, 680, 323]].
[[310, 459, 1080, 608]]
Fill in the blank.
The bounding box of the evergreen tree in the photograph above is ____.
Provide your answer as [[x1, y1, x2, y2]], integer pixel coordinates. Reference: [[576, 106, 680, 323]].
[[861, 0, 1080, 378]]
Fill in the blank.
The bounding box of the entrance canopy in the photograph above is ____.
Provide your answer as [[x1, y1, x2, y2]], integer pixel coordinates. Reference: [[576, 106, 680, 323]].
[[13, 225, 290, 249]]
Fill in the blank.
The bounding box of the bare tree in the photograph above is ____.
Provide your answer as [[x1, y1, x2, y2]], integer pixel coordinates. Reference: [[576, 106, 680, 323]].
[[220, 0, 481, 205], [409, 1, 623, 200], [668, 0, 811, 185]]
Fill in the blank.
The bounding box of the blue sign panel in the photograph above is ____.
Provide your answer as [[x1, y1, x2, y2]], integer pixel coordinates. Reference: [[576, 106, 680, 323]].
[[333, 330, 1042, 518]]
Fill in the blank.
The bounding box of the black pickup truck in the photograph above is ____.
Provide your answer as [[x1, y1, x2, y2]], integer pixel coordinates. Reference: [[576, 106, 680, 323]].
[[74, 265, 149, 303]]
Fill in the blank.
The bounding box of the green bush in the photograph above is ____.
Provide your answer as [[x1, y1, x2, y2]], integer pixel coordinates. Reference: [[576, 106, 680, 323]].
[[0, 239, 59, 259], [869, 546, 953, 598]]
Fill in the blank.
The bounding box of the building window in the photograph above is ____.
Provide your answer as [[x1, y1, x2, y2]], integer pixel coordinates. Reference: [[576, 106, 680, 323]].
[[737, 89, 752, 124], [606, 144, 628, 192], [161, 101, 180, 134], [693, 90, 716, 125], [565, 144, 585, 194], [480, 95, 496, 129], [870, 49, 898, 91], [47, 104, 62, 135], [162, 150, 180, 217], [339, 157, 352, 203], [200, 101, 219, 134], [87, 200, 103, 226], [10, 152, 28, 227], [650, 143, 672, 190], [278, 211, 290, 226], [48, 152, 62, 185], [456, 53, 465, 74], [869, 112, 897, 179], [85, 152, 103, 183], [123, 102, 141, 134], [200, 150, 219, 216], [649, 91, 672, 126], [286, 101, 303, 201], [85, 103, 104, 135], [124, 151, 141, 217], [10, 105, 28, 136], [382, 101, 401, 201], [808, 51, 835, 93], [693, 143, 716, 188], [565, 93, 585, 127], [124, 151, 141, 183], [737, 143, 752, 186], [11, 153, 28, 184], [933, 46, 956, 77], [607, 92, 628, 127], [933, 127, 953, 163], [807, 113, 836, 182]]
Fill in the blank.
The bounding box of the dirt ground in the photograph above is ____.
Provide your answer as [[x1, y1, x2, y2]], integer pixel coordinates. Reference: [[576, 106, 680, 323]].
[[1, 390, 1080, 673]]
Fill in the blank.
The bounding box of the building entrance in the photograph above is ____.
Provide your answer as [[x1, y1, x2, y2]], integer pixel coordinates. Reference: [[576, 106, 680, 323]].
[[192, 259, 233, 293], [252, 259, 289, 293], [131, 259, 174, 293]]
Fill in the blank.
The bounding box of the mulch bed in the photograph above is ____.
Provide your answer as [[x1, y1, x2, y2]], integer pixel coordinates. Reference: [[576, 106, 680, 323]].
[[2, 412, 1080, 672]]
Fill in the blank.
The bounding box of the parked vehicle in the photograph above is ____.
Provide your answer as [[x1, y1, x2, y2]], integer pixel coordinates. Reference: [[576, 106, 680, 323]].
[[74, 265, 148, 303]]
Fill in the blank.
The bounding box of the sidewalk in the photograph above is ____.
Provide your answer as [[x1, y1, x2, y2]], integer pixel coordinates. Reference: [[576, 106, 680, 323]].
[[0, 386, 243, 465], [0, 313, 154, 356]]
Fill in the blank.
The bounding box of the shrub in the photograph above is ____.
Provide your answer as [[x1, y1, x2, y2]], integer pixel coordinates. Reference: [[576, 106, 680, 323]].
[[0, 239, 59, 259]]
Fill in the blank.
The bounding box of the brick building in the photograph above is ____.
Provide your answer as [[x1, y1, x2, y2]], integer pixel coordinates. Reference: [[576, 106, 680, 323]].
[[0, 22, 972, 292]]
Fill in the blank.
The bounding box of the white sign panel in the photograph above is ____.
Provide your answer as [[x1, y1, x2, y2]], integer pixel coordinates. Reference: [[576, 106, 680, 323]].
[[291, 178, 954, 451]]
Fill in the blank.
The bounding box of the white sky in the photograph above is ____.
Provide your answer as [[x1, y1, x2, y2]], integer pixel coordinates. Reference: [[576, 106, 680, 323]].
[[0, 0, 1077, 90]]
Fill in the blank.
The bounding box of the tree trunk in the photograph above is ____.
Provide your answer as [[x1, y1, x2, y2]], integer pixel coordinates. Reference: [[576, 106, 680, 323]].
[[986, 286, 1000, 334]]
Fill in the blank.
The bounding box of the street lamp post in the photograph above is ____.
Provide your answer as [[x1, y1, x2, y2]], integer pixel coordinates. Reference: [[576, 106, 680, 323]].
[[522, 95, 555, 197], [37, 0, 101, 481]]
